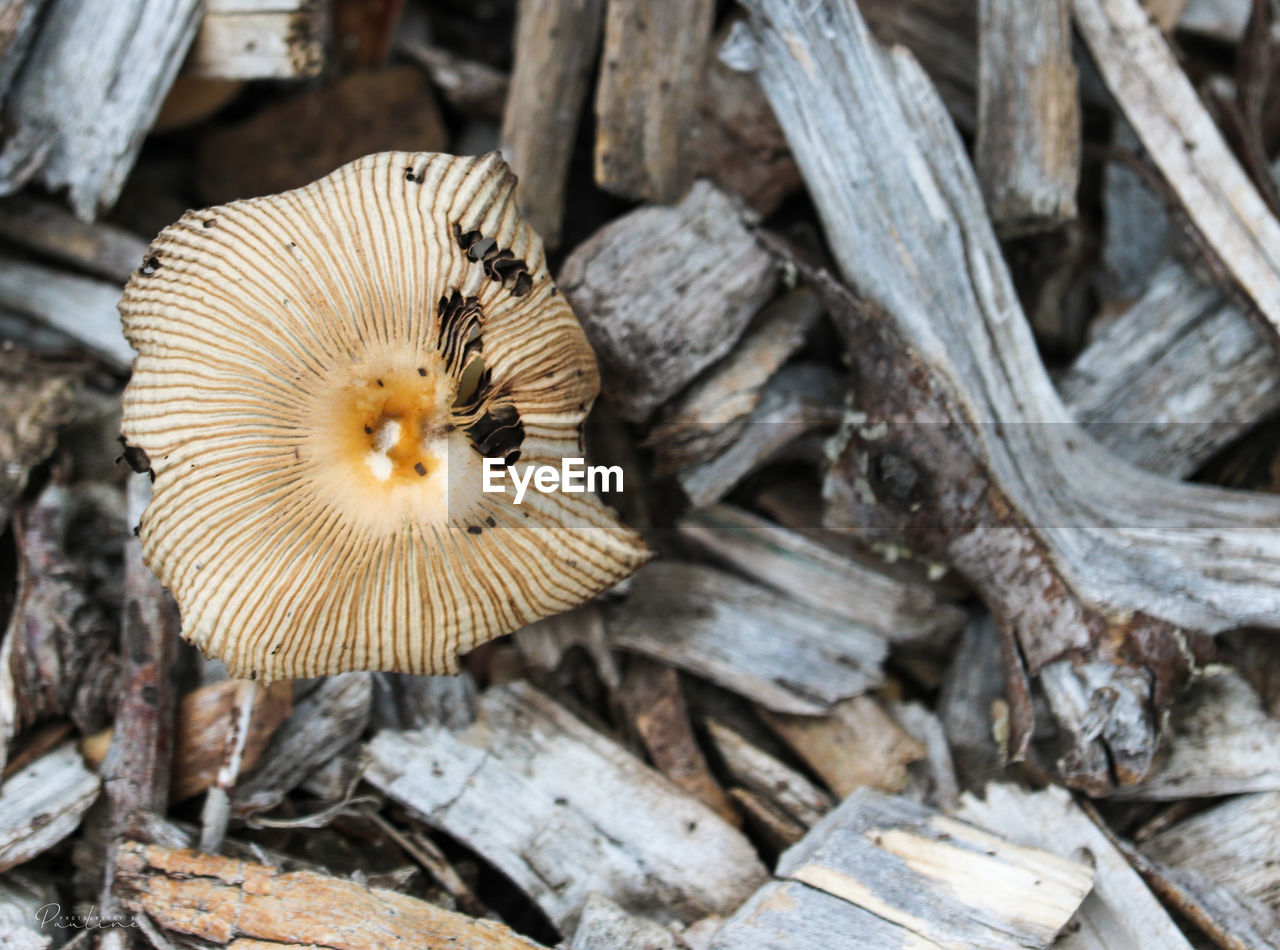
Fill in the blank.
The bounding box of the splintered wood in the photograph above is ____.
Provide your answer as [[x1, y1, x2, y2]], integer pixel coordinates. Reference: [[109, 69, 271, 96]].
[[501, 0, 605, 248], [1073, 0, 1280, 346], [187, 0, 330, 80], [975, 0, 1079, 233], [0, 742, 98, 872], [364, 682, 766, 931], [113, 841, 545, 949], [594, 0, 714, 203], [561, 180, 777, 421], [733, 0, 1280, 793], [606, 562, 887, 715]]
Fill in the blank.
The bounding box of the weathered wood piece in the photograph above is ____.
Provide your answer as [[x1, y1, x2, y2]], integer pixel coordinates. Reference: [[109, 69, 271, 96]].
[[0, 0, 47, 101], [606, 562, 887, 715], [0, 872, 53, 950], [593, 0, 715, 203], [1144, 792, 1280, 914], [619, 657, 738, 825], [0, 196, 147, 284], [646, 288, 821, 475], [100, 476, 179, 927], [695, 22, 800, 214], [500, 0, 605, 248], [1108, 666, 1280, 800], [956, 783, 1194, 950], [234, 673, 372, 812], [760, 696, 926, 799], [561, 180, 777, 422], [0, 371, 73, 529], [708, 878, 928, 950], [1130, 854, 1280, 950], [733, 0, 1280, 792], [1074, 0, 1280, 344], [1097, 121, 1171, 301], [891, 701, 959, 810], [187, 0, 329, 80], [0, 0, 201, 219], [570, 892, 680, 950], [704, 719, 833, 830], [777, 788, 1094, 950], [365, 682, 767, 930], [0, 742, 98, 873], [937, 616, 1006, 792], [515, 605, 619, 691], [1060, 261, 1280, 478], [975, 0, 1079, 234], [113, 841, 546, 949], [674, 364, 844, 508], [8, 482, 119, 734], [0, 259, 133, 369], [676, 504, 965, 644]]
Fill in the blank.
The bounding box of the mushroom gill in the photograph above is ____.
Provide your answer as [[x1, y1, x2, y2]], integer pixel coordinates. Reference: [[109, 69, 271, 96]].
[[119, 151, 651, 680]]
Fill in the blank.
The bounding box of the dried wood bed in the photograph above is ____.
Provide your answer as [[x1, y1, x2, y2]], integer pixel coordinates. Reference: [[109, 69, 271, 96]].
[[1, 0, 1280, 948]]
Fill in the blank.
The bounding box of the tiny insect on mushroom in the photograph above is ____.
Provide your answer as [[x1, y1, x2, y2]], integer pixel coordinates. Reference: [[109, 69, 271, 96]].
[[118, 150, 652, 680]]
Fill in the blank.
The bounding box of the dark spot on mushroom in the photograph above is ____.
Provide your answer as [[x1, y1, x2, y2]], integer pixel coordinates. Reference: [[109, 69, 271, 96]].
[[417, 367, 427, 376], [364, 425, 373, 434], [414, 462, 427, 476], [452, 223, 483, 251], [511, 271, 533, 297], [467, 525, 482, 535], [404, 167, 418, 182], [550, 286, 558, 296], [504, 449, 521, 465], [132, 524, 140, 537], [116, 437, 152, 476], [203, 218, 216, 228], [485, 516, 496, 527], [466, 405, 525, 460], [376, 379, 384, 387], [139, 255, 161, 276]]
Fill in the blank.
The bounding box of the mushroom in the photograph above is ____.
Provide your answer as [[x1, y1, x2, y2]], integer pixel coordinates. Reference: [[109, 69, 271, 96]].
[[119, 151, 651, 680]]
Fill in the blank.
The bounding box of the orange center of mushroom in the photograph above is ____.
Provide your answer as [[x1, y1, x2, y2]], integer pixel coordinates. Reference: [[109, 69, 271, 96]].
[[333, 365, 456, 485]]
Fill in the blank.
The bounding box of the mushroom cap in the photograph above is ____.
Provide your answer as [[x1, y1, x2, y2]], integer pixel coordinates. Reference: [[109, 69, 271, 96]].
[[120, 151, 651, 680]]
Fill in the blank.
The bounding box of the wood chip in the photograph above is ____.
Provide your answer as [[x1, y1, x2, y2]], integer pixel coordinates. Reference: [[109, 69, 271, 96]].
[[501, 0, 605, 248], [975, 0, 1080, 233], [777, 788, 1094, 950], [1144, 791, 1280, 914], [673, 364, 844, 508], [570, 892, 680, 950], [0, 196, 148, 284], [703, 719, 833, 829], [1178, 0, 1251, 41], [560, 180, 778, 422], [1073, 0, 1280, 345], [956, 783, 1194, 950], [1110, 666, 1280, 800], [646, 287, 821, 475], [397, 41, 508, 120], [708, 878, 933, 950], [593, 0, 715, 203], [1060, 260, 1280, 478], [0, 742, 99, 873], [606, 562, 887, 716], [0, 258, 134, 369], [113, 840, 546, 949], [619, 657, 739, 825], [0, 871, 55, 950], [676, 503, 965, 644], [0, 370, 74, 528], [364, 681, 766, 930], [760, 696, 926, 798], [187, 0, 329, 80], [0, 0, 201, 219], [234, 673, 372, 812]]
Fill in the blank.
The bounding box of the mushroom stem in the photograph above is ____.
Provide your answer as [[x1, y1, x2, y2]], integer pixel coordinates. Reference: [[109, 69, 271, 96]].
[[198, 678, 258, 853]]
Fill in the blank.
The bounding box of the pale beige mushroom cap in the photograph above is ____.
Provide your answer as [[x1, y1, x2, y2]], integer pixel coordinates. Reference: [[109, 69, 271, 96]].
[[120, 151, 651, 680]]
